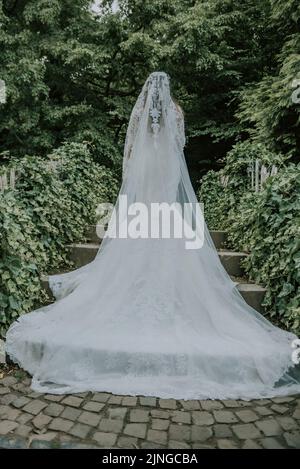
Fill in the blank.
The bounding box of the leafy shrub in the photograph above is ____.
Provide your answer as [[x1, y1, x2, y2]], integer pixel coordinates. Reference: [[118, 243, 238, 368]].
[[199, 141, 284, 232], [73, 129, 122, 171], [15, 143, 118, 272], [198, 169, 225, 230], [0, 191, 47, 337], [16, 155, 75, 270], [50, 142, 119, 220], [199, 141, 300, 335], [230, 165, 300, 335], [0, 142, 119, 337]]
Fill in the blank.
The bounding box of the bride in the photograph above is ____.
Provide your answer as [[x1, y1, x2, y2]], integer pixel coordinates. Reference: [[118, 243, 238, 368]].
[[6, 72, 300, 399]]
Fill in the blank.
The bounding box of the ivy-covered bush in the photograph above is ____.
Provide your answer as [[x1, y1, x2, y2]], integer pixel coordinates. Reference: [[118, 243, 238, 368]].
[[199, 141, 284, 231], [0, 191, 47, 337], [229, 165, 300, 335], [16, 155, 76, 270], [73, 129, 122, 171], [199, 141, 300, 335], [50, 142, 118, 227], [198, 170, 225, 230], [0, 142, 119, 337]]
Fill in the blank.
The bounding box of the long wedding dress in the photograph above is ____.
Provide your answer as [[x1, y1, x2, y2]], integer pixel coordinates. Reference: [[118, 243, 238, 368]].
[[6, 72, 300, 399]]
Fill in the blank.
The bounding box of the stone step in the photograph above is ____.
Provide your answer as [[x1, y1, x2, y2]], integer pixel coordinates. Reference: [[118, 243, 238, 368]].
[[68, 243, 99, 267], [41, 274, 52, 298], [67, 243, 247, 277], [85, 224, 101, 244], [209, 230, 227, 250], [218, 251, 248, 277], [85, 225, 228, 250], [40, 274, 265, 312], [234, 283, 266, 313]]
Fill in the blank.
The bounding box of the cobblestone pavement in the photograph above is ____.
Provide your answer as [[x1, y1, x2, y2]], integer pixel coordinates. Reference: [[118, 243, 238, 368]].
[[0, 370, 299, 449]]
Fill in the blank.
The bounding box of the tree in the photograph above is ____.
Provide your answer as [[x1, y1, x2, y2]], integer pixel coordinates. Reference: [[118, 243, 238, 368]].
[[1, 0, 298, 176], [237, 0, 300, 160]]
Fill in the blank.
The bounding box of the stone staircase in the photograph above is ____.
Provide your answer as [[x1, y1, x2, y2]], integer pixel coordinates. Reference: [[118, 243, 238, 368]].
[[41, 225, 266, 313]]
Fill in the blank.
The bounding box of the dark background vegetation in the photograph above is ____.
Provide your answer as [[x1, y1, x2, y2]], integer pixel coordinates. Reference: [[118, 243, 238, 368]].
[[1, 0, 299, 185]]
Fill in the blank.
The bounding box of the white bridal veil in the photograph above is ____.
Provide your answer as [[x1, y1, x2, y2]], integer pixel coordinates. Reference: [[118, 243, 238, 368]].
[[6, 72, 300, 399]]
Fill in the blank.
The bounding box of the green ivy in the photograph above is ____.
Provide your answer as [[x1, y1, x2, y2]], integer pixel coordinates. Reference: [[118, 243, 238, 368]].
[[199, 141, 300, 335], [230, 165, 300, 335], [200, 141, 284, 230], [198, 169, 226, 230], [0, 142, 119, 337], [0, 191, 47, 337]]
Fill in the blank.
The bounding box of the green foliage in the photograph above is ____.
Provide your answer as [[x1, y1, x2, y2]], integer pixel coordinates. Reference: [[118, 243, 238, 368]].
[[198, 170, 225, 229], [199, 24, 298, 325], [16, 155, 74, 270], [0, 142, 118, 337], [2, 0, 297, 170], [238, 0, 300, 159], [49, 142, 119, 227], [199, 143, 300, 335], [0, 191, 47, 337], [199, 141, 283, 229], [163, 0, 275, 143], [0, 0, 123, 164], [229, 165, 300, 335]]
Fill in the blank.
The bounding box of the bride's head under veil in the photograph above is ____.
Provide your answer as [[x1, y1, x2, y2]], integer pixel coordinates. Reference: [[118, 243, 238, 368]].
[[122, 71, 187, 203]]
